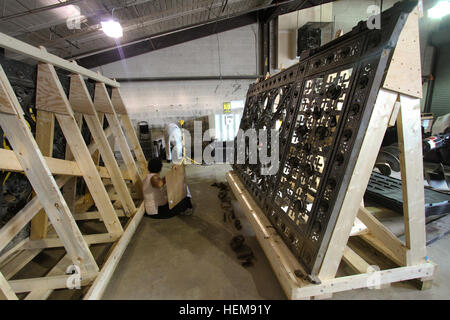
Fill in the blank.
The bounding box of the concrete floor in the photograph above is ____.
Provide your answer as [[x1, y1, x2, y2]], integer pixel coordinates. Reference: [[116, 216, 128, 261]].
[[102, 164, 450, 300]]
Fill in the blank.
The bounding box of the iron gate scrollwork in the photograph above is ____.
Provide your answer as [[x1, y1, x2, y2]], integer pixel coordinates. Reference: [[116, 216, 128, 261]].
[[233, 0, 417, 279]]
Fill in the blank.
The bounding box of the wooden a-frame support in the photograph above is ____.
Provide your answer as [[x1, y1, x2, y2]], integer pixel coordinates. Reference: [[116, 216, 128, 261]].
[[0, 35, 149, 299], [227, 7, 436, 299]]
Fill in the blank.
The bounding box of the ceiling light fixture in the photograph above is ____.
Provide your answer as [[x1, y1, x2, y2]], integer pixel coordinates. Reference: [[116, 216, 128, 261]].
[[428, 0, 450, 19], [101, 19, 123, 38], [101, 8, 123, 39]]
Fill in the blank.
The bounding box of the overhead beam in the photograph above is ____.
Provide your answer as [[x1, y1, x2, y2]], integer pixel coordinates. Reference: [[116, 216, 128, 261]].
[[264, 0, 308, 22], [77, 12, 258, 69], [42, 0, 249, 49], [0, 34, 119, 87], [75, 0, 336, 69], [114, 75, 261, 82]]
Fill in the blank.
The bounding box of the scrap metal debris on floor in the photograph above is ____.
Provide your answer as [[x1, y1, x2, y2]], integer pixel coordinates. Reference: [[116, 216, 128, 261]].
[[212, 182, 254, 268]]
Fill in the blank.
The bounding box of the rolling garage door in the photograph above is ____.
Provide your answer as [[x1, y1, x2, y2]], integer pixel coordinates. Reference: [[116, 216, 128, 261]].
[[431, 43, 450, 117]]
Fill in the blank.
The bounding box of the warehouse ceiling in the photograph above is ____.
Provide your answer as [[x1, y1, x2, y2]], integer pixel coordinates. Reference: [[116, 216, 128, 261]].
[[0, 0, 335, 68]]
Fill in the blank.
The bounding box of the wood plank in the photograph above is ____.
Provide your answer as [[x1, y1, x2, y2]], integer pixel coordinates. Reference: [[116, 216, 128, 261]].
[[112, 88, 148, 176], [62, 112, 83, 213], [24, 246, 87, 300], [0, 89, 15, 114], [318, 89, 399, 281], [360, 233, 403, 266], [73, 209, 125, 221], [0, 199, 43, 253], [1, 249, 43, 280], [0, 34, 119, 87], [106, 112, 144, 198], [23, 233, 120, 250], [292, 263, 435, 299], [0, 271, 18, 300], [91, 112, 104, 165], [0, 239, 27, 267], [94, 82, 115, 114], [24, 254, 73, 300], [383, 7, 422, 98], [397, 95, 427, 265], [68, 77, 96, 115], [0, 65, 98, 274], [84, 202, 146, 300], [226, 172, 311, 300], [350, 217, 368, 237], [0, 175, 75, 256], [88, 127, 129, 207], [0, 148, 132, 180], [388, 100, 401, 127], [30, 109, 55, 240], [357, 206, 408, 265], [120, 114, 149, 177], [70, 74, 136, 215], [166, 164, 187, 209], [35, 63, 70, 114], [110, 88, 128, 115], [94, 83, 143, 194], [342, 246, 371, 274], [34, 63, 123, 236], [56, 113, 124, 236], [9, 273, 98, 294]]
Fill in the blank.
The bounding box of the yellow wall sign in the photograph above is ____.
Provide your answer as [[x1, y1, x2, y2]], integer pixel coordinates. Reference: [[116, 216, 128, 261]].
[[223, 102, 231, 114]]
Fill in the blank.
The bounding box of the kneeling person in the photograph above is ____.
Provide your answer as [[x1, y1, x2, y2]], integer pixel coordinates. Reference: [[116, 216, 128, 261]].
[[143, 158, 193, 219]]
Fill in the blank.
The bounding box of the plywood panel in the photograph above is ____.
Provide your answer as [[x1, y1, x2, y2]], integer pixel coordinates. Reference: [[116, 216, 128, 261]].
[[166, 164, 187, 209]]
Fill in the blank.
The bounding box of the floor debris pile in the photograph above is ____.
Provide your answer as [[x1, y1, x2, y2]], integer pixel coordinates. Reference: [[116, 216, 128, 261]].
[[212, 182, 254, 267]]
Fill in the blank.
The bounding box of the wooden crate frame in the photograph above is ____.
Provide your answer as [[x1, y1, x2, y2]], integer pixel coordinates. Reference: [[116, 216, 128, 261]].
[[227, 7, 437, 300], [0, 33, 149, 300]]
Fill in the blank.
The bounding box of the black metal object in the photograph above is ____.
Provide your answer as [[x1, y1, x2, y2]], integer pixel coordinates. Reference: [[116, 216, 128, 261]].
[[138, 121, 153, 161], [297, 23, 322, 57], [366, 172, 450, 217], [233, 1, 417, 279]]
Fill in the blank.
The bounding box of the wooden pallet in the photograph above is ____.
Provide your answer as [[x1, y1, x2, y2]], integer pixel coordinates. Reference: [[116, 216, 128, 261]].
[[0, 33, 148, 300], [227, 7, 436, 300]]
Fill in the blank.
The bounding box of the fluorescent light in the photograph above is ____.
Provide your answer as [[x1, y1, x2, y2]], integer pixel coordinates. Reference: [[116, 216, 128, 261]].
[[101, 19, 123, 38], [428, 0, 450, 19]]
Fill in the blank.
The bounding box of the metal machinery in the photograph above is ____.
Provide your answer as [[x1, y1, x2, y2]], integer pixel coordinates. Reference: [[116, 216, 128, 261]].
[[137, 121, 153, 160], [233, 1, 417, 278]]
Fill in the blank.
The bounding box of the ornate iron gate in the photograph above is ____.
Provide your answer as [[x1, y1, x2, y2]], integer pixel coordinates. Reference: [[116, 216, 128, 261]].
[[233, 0, 417, 279]]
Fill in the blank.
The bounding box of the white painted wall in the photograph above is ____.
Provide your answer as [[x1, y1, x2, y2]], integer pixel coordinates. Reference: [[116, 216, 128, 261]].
[[332, 0, 397, 34], [277, 1, 434, 75], [277, 3, 333, 69], [92, 24, 259, 129]]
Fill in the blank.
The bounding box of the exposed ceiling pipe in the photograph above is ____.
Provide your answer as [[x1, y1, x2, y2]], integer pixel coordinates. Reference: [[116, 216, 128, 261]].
[[0, 0, 85, 23], [115, 75, 262, 82], [71, 0, 328, 60], [42, 0, 257, 48]]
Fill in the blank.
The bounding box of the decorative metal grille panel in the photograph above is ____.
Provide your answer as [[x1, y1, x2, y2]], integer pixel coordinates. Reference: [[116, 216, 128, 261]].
[[233, 1, 417, 279]]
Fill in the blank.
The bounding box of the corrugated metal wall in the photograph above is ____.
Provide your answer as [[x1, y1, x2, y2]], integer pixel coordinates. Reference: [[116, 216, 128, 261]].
[[431, 43, 450, 117]]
